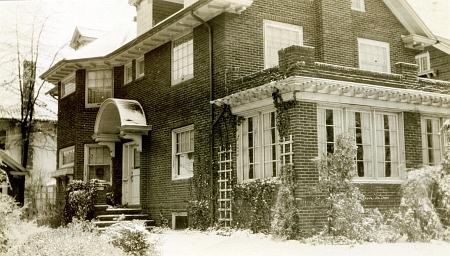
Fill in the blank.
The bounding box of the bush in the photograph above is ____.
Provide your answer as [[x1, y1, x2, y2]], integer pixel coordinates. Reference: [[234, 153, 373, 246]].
[[391, 166, 445, 241], [271, 165, 301, 239], [233, 178, 279, 233], [188, 199, 210, 230], [37, 200, 64, 228], [102, 220, 160, 256], [64, 179, 99, 224], [8, 220, 124, 256], [0, 194, 19, 254]]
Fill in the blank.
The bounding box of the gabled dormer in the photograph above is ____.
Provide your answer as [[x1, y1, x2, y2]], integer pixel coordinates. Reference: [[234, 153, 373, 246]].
[[69, 27, 107, 50]]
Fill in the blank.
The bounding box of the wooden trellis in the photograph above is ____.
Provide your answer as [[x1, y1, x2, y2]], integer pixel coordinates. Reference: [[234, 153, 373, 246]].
[[218, 145, 233, 227], [280, 135, 294, 165]]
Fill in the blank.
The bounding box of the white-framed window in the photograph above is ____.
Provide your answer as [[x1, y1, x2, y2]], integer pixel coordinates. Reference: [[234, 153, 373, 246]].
[[237, 111, 280, 181], [318, 106, 405, 182], [59, 146, 75, 169], [171, 212, 188, 229], [421, 116, 443, 166], [358, 38, 390, 73], [136, 56, 145, 79], [264, 20, 303, 69], [124, 62, 133, 84], [351, 0, 365, 12], [61, 74, 76, 98], [0, 129, 6, 150], [86, 69, 113, 107], [84, 144, 112, 183], [415, 52, 431, 75], [172, 125, 194, 180], [172, 35, 193, 85]]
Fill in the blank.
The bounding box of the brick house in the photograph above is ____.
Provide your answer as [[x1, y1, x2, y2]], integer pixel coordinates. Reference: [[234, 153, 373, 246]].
[[41, 0, 450, 231]]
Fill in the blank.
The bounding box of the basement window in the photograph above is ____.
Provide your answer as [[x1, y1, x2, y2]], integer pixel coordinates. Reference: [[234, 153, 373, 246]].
[[172, 212, 188, 229]]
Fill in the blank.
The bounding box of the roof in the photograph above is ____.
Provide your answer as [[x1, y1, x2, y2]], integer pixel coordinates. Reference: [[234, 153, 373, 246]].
[[0, 150, 27, 175], [212, 76, 450, 115], [41, 0, 254, 84]]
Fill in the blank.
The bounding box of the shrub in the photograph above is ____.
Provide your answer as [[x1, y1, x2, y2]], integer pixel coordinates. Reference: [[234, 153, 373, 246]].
[[102, 220, 160, 256], [271, 165, 301, 239], [8, 220, 124, 256], [37, 200, 64, 228], [0, 194, 19, 254], [233, 177, 279, 233], [391, 166, 444, 241], [64, 179, 98, 224], [188, 199, 210, 230]]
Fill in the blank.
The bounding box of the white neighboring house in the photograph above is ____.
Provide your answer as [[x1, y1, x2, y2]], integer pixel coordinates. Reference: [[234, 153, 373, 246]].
[[0, 95, 57, 210]]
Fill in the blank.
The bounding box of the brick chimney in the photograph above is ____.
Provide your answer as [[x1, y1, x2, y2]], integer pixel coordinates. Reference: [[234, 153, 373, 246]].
[[278, 45, 315, 74]]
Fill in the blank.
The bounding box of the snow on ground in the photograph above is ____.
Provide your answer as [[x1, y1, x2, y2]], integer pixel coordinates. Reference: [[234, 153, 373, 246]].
[[156, 230, 450, 256]]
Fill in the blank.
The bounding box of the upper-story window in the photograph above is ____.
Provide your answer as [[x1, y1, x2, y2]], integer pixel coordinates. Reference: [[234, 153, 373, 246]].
[[421, 117, 443, 166], [124, 62, 133, 84], [358, 38, 390, 73], [416, 52, 431, 75], [172, 125, 194, 180], [351, 0, 365, 12], [61, 74, 75, 98], [136, 56, 145, 79], [172, 34, 193, 85], [59, 146, 75, 169], [0, 130, 6, 150], [237, 111, 280, 181], [86, 69, 113, 108], [318, 106, 405, 182], [264, 20, 303, 69]]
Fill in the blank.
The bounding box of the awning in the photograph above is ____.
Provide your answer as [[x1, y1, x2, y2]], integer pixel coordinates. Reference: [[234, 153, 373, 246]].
[[212, 76, 450, 115], [0, 150, 27, 176], [93, 98, 152, 156]]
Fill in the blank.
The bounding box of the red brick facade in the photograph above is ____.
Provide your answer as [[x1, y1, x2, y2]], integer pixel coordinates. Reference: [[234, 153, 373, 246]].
[[52, 0, 450, 231]]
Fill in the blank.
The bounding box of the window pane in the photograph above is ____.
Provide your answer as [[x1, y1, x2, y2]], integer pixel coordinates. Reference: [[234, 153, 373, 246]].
[[264, 21, 302, 68]]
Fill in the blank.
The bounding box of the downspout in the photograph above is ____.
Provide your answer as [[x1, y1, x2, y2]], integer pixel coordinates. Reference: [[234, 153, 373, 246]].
[[191, 11, 215, 225]]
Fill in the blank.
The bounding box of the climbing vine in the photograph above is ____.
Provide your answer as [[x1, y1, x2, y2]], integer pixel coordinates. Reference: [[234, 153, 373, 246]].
[[272, 88, 296, 139]]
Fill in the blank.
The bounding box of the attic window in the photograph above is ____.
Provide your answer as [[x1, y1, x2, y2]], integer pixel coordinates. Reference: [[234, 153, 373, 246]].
[[351, 0, 365, 12], [415, 52, 431, 75]]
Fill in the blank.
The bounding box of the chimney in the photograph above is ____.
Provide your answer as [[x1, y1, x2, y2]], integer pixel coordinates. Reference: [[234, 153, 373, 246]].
[[130, 0, 154, 36]]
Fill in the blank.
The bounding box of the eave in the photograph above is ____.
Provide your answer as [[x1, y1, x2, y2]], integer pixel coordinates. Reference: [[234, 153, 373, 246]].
[[41, 0, 253, 85], [401, 34, 436, 50], [212, 76, 450, 115]]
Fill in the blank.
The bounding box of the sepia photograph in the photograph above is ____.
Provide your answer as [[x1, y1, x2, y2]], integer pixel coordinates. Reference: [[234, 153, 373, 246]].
[[0, 0, 449, 255]]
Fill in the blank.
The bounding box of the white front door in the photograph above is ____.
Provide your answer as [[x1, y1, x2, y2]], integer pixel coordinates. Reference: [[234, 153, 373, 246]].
[[122, 143, 141, 205]]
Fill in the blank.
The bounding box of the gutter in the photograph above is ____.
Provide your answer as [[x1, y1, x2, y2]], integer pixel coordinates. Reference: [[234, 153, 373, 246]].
[[191, 11, 215, 226]]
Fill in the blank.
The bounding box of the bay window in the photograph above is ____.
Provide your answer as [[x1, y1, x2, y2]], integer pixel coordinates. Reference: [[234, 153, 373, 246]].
[[421, 117, 443, 166], [238, 111, 280, 181], [318, 106, 405, 181]]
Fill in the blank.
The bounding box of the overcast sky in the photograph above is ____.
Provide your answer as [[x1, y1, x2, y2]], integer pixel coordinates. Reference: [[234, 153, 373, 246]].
[[0, 0, 449, 107]]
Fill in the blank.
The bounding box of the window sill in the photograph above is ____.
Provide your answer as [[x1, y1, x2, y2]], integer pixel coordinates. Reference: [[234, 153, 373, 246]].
[[136, 74, 145, 81], [351, 179, 405, 185], [172, 175, 193, 181], [171, 76, 194, 87]]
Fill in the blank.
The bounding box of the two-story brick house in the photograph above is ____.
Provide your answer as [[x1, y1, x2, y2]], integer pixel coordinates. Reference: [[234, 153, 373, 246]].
[[41, 0, 450, 231]]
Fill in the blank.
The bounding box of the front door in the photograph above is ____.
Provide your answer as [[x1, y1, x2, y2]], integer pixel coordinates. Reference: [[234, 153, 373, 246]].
[[122, 142, 140, 205]]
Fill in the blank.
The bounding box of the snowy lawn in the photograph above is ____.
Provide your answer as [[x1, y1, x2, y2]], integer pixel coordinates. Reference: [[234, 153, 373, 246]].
[[156, 230, 450, 256]]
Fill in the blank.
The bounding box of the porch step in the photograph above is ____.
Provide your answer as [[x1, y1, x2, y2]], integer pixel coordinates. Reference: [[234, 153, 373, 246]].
[[96, 213, 150, 221], [93, 219, 155, 228], [93, 205, 155, 230]]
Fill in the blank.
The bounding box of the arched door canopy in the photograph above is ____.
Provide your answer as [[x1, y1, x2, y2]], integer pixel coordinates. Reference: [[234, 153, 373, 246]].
[[93, 98, 151, 156]]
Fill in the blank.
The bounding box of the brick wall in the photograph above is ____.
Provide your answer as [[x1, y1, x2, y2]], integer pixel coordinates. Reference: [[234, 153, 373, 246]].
[[403, 112, 423, 169], [428, 47, 450, 81]]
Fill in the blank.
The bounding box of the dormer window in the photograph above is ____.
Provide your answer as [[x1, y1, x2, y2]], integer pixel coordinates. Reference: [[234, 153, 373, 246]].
[[351, 0, 365, 12], [415, 52, 431, 76]]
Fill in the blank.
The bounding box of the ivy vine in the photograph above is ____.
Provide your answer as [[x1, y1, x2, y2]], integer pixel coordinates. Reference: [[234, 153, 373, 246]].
[[272, 88, 296, 139]]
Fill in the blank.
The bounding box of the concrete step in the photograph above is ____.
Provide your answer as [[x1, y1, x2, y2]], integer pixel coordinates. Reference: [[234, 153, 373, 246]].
[[93, 219, 155, 229], [96, 213, 150, 221], [94, 205, 143, 216]]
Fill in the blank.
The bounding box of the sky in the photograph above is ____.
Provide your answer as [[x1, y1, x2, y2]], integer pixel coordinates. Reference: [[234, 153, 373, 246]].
[[0, 0, 449, 113]]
